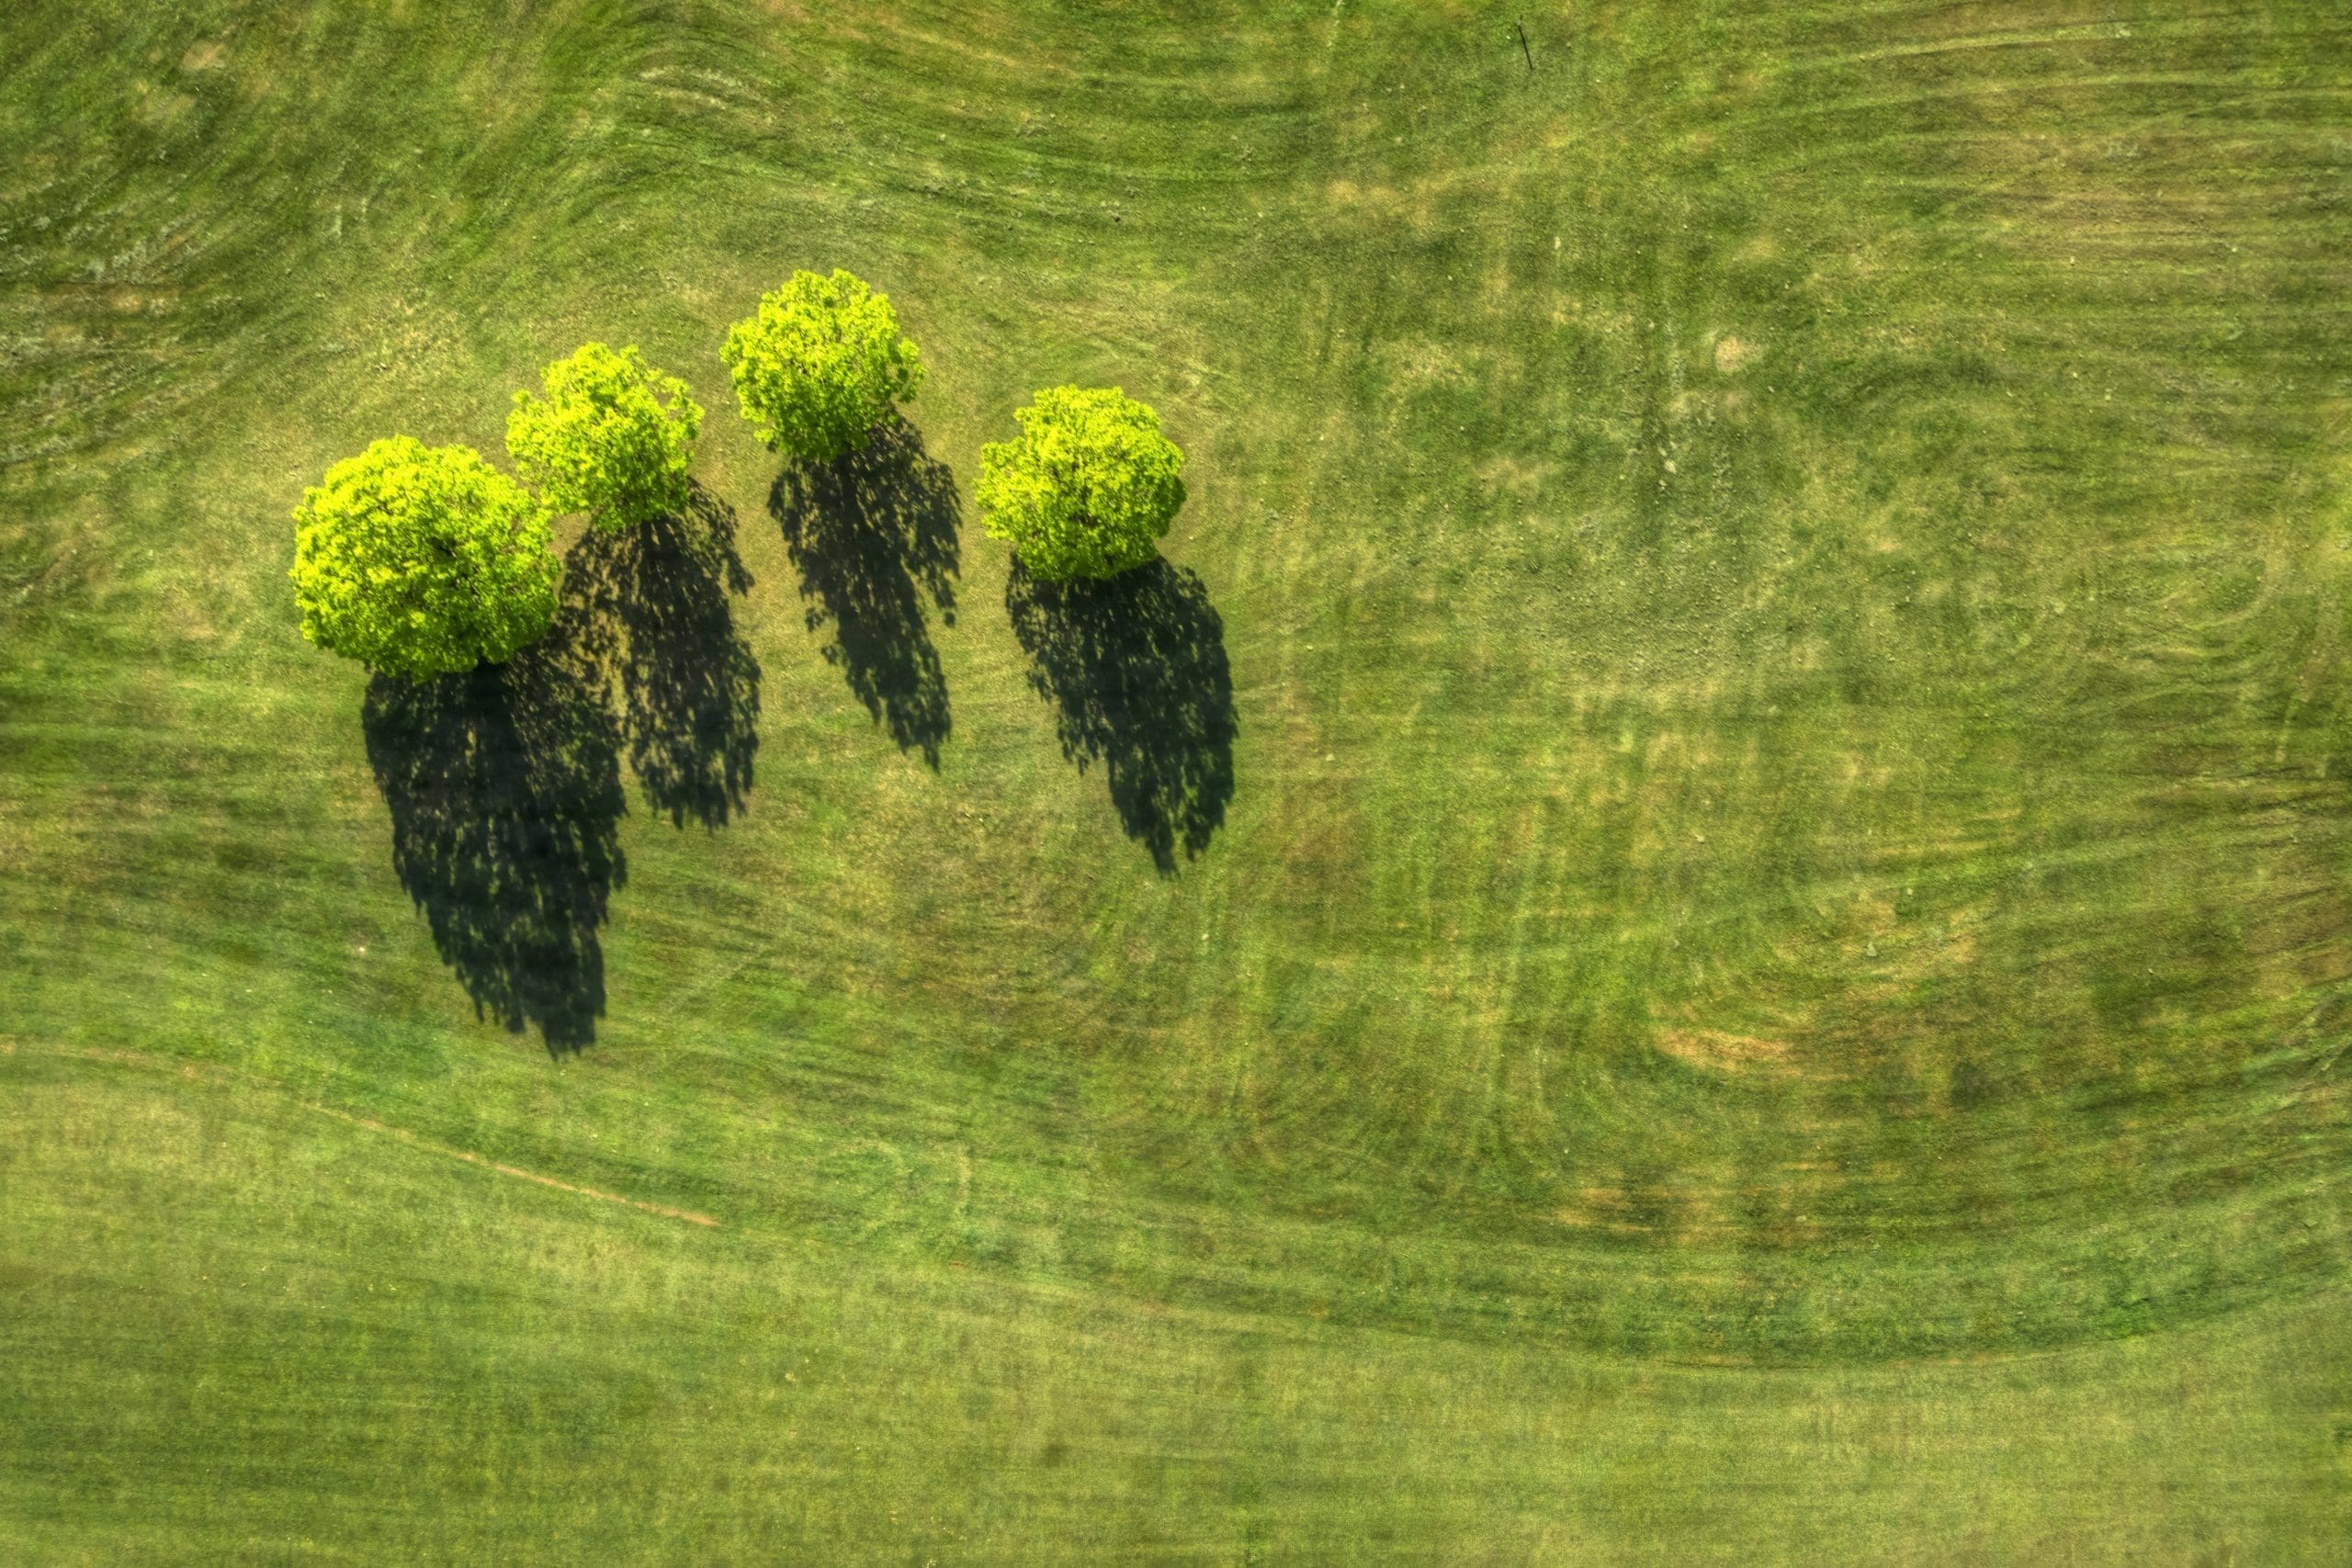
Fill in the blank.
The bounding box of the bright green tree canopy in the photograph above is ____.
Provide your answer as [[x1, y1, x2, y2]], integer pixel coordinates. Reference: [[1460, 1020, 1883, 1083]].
[[978, 386, 1187, 581], [505, 342, 702, 529], [290, 436, 559, 680], [720, 268, 922, 462]]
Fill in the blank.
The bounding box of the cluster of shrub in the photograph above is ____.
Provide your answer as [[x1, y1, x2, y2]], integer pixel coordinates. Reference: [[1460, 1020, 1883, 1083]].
[[289, 268, 1189, 679]]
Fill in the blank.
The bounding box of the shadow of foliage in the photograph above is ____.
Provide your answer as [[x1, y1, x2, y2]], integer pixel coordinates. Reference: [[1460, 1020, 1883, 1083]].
[[769, 419, 960, 767], [1005, 557, 1237, 872], [363, 494, 763, 1049], [560, 482, 762, 826], [362, 618, 626, 1055]]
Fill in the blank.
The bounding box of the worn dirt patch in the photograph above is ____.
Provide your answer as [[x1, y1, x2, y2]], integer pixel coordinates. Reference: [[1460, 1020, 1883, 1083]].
[[1655, 1026, 1797, 1076], [1713, 334, 1758, 374]]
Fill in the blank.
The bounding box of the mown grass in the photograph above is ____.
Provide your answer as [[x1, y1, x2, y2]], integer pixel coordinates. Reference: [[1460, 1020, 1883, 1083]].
[[5, 0, 2352, 1558]]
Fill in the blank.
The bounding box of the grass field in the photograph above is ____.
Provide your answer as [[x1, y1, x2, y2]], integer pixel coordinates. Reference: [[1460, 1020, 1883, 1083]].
[[6, 0, 2352, 1558]]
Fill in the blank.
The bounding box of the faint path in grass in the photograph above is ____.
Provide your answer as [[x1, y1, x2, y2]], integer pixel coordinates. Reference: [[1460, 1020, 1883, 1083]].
[[303, 1103, 720, 1228], [0, 1039, 719, 1228]]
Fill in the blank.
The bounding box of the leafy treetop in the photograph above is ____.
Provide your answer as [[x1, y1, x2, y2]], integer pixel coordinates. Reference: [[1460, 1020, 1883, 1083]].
[[720, 268, 923, 462], [505, 342, 702, 529], [290, 436, 559, 680], [978, 386, 1186, 581]]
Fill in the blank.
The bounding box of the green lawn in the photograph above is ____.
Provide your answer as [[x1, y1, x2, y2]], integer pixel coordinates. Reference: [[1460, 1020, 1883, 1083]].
[[6, 0, 2352, 1558]]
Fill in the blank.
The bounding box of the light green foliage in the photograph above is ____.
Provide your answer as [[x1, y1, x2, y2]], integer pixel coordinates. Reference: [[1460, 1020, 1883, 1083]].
[[504, 342, 703, 528], [289, 436, 557, 679], [13, 1, 2352, 1561], [720, 268, 922, 460], [978, 385, 1186, 581]]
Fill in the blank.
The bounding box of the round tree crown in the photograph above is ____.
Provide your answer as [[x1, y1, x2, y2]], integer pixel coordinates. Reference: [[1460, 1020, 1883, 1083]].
[[720, 269, 922, 462], [290, 436, 558, 680], [506, 342, 702, 529], [977, 386, 1186, 581]]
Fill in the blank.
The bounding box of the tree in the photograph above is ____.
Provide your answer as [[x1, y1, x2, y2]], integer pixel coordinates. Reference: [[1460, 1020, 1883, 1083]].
[[720, 268, 923, 461], [290, 436, 558, 679], [978, 386, 1186, 581], [505, 342, 702, 528]]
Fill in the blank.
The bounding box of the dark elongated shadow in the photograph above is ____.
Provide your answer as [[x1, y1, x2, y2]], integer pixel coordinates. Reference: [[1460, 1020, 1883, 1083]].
[[1005, 558, 1237, 873], [361, 504, 757, 1053], [362, 621, 626, 1055], [770, 419, 959, 767], [561, 482, 762, 827]]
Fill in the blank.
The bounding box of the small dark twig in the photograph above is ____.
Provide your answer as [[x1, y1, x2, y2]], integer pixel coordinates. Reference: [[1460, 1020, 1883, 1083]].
[[1516, 19, 1534, 72]]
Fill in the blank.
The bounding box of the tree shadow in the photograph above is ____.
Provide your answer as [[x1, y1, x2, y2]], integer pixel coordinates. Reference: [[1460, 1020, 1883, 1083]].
[[362, 622, 627, 1055], [769, 419, 960, 767], [560, 482, 762, 827], [1004, 558, 1237, 873]]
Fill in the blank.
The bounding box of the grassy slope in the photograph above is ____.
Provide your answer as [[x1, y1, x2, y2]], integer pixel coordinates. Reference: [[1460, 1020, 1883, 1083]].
[[5, 0, 2352, 1558]]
